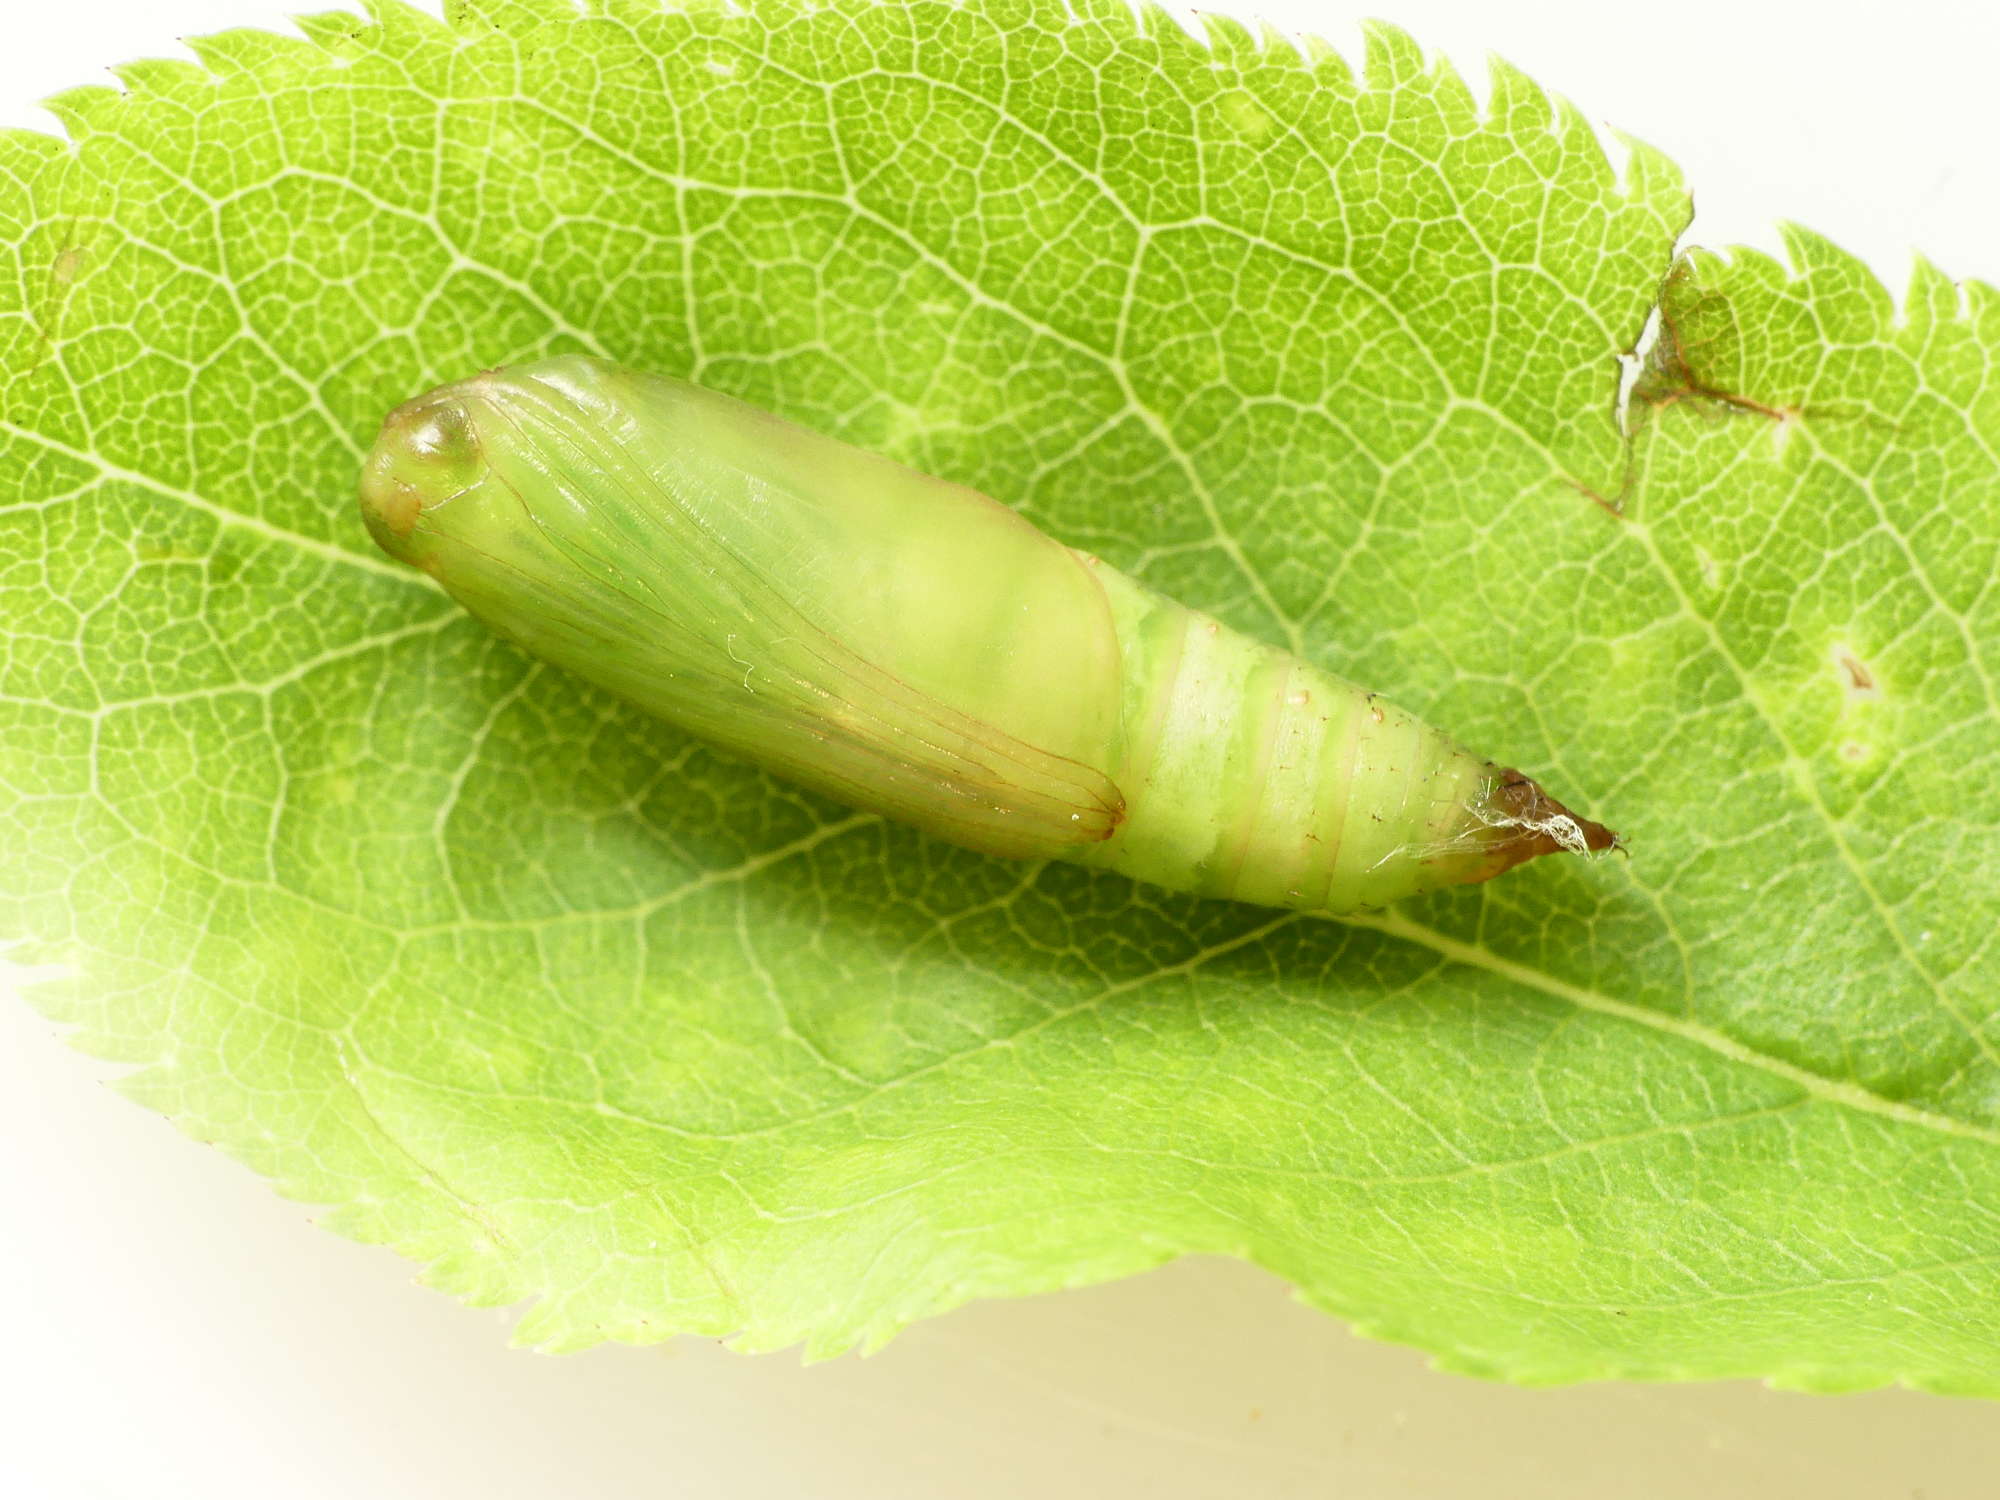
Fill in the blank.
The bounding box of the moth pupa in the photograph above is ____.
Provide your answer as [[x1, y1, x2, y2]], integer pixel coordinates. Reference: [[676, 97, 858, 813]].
[[359, 356, 1614, 912]]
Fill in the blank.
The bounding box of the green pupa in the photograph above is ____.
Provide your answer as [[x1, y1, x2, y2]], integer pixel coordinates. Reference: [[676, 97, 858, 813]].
[[359, 356, 1614, 912]]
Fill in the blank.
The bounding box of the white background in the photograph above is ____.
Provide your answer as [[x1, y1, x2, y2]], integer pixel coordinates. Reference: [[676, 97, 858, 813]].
[[6, 2, 2000, 1496]]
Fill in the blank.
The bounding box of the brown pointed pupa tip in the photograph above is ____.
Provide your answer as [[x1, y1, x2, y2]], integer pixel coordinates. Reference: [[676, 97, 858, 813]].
[[1467, 767, 1620, 884]]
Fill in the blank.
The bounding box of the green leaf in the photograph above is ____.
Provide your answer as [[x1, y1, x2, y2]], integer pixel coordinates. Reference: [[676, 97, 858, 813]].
[[5, 0, 1997, 1390]]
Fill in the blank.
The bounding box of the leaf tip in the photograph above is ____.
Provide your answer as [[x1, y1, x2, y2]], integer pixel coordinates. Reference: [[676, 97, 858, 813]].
[[36, 83, 126, 139], [360, 0, 458, 39], [1355, 18, 1425, 89], [106, 57, 209, 96]]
